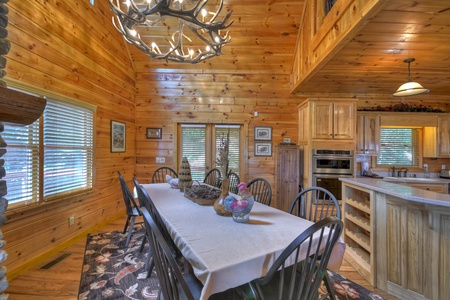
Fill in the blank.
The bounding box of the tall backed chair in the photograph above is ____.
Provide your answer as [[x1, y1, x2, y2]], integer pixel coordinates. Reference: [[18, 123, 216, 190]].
[[288, 186, 343, 298], [151, 167, 178, 183], [227, 171, 240, 194], [141, 206, 203, 300], [240, 217, 343, 300], [246, 178, 272, 206], [118, 171, 142, 246], [133, 178, 185, 278], [203, 168, 222, 188], [289, 186, 341, 222]]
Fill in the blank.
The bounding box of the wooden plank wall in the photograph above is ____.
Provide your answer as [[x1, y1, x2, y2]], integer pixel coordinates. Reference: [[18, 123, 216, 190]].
[[3, 0, 136, 277], [134, 72, 303, 185]]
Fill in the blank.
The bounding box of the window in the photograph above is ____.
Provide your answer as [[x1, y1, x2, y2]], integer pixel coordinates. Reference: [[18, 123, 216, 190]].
[[3, 95, 95, 209], [179, 124, 241, 181], [376, 128, 420, 166]]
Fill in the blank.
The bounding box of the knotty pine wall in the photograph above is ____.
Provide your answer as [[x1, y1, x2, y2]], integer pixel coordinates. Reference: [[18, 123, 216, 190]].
[[134, 72, 303, 184], [3, 0, 136, 277]]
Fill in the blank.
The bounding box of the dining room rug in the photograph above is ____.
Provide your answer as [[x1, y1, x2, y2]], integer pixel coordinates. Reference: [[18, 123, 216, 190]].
[[78, 229, 386, 300]]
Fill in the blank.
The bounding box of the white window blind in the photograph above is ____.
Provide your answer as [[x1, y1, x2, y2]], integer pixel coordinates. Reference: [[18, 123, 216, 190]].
[[2, 122, 40, 206], [43, 100, 94, 198], [3, 97, 94, 209], [181, 125, 206, 181], [377, 128, 419, 166], [180, 124, 241, 181], [215, 125, 240, 176]]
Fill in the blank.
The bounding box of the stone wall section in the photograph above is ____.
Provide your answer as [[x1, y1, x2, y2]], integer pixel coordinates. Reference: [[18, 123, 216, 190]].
[[0, 0, 11, 298]]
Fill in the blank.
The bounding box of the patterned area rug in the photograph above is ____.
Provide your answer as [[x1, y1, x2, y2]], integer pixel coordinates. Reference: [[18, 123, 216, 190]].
[[78, 229, 386, 300]]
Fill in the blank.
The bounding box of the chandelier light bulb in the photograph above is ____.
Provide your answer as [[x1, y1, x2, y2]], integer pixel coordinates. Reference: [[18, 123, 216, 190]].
[[109, 0, 233, 63]]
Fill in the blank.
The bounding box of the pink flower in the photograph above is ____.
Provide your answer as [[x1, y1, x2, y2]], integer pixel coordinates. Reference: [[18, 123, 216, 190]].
[[90, 280, 107, 290], [95, 252, 112, 263]]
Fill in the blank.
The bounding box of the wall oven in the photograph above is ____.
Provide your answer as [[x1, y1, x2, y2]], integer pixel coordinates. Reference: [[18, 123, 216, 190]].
[[312, 149, 354, 203]]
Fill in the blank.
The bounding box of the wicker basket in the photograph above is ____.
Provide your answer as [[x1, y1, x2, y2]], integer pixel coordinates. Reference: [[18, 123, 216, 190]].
[[184, 184, 221, 206]]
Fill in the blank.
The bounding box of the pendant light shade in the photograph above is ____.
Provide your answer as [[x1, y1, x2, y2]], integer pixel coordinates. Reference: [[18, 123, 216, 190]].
[[392, 58, 429, 97]]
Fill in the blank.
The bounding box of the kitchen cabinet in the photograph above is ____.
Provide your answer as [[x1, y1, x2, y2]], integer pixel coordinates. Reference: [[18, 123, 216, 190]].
[[396, 182, 448, 194], [356, 113, 380, 155], [438, 115, 450, 157], [275, 144, 301, 212], [311, 101, 355, 140]]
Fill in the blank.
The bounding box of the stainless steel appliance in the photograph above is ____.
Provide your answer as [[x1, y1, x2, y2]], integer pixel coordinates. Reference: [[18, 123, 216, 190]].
[[312, 149, 354, 203]]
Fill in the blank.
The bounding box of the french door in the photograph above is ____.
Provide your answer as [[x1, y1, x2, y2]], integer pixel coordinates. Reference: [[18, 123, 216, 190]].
[[178, 124, 242, 181]]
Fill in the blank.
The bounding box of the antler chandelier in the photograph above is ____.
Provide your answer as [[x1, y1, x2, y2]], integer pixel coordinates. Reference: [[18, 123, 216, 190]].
[[108, 0, 233, 63]]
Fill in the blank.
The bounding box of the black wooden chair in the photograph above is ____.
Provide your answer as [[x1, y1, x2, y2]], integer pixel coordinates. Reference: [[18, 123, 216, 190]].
[[246, 178, 272, 206], [289, 186, 341, 222], [118, 171, 142, 246], [227, 171, 240, 194], [141, 206, 203, 300], [133, 178, 186, 278], [237, 217, 343, 300], [203, 168, 222, 188], [151, 167, 178, 183], [288, 186, 342, 299]]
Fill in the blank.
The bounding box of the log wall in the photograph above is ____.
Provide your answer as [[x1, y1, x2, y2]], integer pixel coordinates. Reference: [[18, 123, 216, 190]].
[[2, 0, 136, 277]]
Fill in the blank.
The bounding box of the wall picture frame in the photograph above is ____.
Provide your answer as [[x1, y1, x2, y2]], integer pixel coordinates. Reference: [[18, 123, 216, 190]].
[[111, 120, 126, 153], [254, 126, 272, 141], [254, 142, 272, 157], [146, 128, 162, 139]]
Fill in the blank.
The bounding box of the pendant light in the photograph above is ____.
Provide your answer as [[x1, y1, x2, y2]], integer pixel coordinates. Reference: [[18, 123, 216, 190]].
[[392, 58, 430, 97]]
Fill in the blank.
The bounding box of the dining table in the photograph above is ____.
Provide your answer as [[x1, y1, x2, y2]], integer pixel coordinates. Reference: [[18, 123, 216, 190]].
[[140, 183, 335, 300]]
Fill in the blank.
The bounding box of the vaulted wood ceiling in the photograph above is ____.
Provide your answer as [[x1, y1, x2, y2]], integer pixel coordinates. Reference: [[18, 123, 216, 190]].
[[122, 0, 450, 98]]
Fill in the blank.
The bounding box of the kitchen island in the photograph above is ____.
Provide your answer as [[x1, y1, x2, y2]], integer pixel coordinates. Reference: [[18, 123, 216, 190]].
[[340, 177, 450, 300]]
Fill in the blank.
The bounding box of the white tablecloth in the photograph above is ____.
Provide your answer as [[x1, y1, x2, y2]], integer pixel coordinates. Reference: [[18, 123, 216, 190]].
[[142, 183, 324, 300]]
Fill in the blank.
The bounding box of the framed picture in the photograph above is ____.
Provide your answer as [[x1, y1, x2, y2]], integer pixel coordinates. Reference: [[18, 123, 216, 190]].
[[111, 120, 126, 153], [146, 128, 162, 139], [254, 142, 272, 157], [254, 126, 272, 141]]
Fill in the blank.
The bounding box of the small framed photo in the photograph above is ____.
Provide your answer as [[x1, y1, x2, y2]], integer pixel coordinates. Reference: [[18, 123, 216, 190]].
[[111, 120, 126, 153], [255, 142, 272, 157], [254, 126, 272, 141], [146, 128, 162, 139]]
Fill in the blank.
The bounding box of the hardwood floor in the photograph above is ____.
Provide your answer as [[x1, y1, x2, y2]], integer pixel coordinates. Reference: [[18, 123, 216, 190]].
[[7, 214, 398, 299]]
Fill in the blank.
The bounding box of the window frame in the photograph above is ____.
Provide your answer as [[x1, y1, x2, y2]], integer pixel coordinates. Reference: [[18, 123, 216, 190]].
[[175, 122, 248, 182], [2, 79, 96, 211]]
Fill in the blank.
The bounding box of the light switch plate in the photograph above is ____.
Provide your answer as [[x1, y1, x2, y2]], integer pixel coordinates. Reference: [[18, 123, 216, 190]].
[[283, 138, 291, 143]]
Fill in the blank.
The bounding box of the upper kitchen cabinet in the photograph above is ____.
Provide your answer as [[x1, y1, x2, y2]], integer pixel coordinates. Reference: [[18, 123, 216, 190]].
[[438, 115, 450, 157], [356, 113, 380, 156], [311, 99, 356, 140], [297, 98, 356, 151]]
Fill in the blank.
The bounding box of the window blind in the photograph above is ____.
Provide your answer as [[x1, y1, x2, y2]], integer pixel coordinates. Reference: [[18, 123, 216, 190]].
[[43, 100, 94, 199], [215, 125, 240, 176], [377, 128, 419, 166], [181, 125, 206, 181], [2, 122, 40, 206]]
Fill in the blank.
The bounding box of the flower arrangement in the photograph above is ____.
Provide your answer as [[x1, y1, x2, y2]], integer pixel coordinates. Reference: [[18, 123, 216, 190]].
[[215, 129, 230, 178], [358, 103, 443, 113]]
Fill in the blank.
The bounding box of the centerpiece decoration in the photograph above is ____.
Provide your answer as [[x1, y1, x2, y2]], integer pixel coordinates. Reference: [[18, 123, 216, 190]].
[[213, 129, 232, 216], [224, 182, 254, 223], [178, 156, 193, 192]]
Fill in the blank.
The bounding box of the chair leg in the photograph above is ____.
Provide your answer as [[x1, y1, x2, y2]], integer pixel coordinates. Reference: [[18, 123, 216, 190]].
[[140, 234, 147, 252], [123, 216, 131, 234], [323, 272, 336, 300], [125, 216, 136, 246]]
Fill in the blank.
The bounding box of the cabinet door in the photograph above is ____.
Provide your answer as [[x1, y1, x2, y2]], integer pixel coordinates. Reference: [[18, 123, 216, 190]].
[[356, 114, 380, 155], [334, 102, 355, 140], [311, 102, 333, 139], [438, 116, 450, 157], [298, 105, 308, 143], [276, 145, 300, 212]]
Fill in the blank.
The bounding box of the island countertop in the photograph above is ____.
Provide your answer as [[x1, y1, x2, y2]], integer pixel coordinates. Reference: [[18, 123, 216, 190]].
[[339, 177, 450, 207]]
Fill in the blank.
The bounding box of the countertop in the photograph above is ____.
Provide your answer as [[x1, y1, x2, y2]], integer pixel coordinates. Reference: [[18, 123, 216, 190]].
[[340, 177, 450, 207]]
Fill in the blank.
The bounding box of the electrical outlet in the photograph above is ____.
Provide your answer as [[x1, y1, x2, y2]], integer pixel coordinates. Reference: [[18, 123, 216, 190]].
[[283, 138, 291, 144], [68, 216, 75, 226], [156, 157, 165, 163]]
